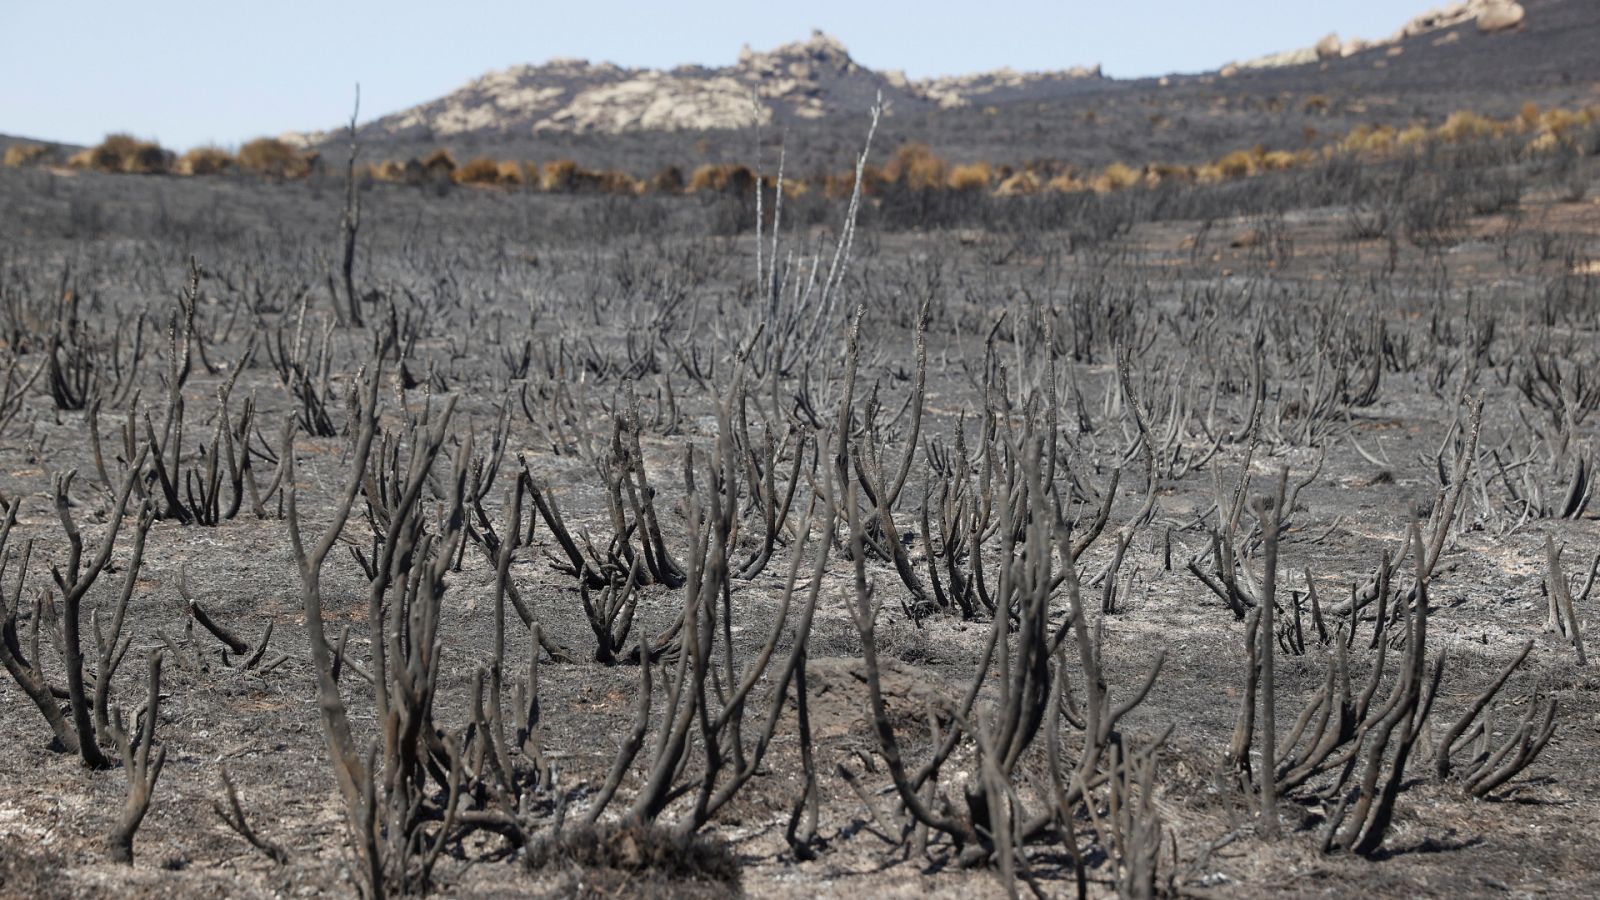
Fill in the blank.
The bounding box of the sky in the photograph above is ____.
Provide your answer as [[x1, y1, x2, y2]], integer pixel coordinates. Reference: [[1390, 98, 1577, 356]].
[[1, 1, 1437, 149]]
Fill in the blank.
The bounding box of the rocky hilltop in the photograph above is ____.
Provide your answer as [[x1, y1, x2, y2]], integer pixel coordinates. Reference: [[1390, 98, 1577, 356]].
[[1227, 0, 1527, 72], [289, 31, 1103, 145]]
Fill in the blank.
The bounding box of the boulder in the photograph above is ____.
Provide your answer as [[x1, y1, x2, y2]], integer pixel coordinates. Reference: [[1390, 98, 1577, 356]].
[[1477, 2, 1525, 33], [1315, 33, 1343, 61]]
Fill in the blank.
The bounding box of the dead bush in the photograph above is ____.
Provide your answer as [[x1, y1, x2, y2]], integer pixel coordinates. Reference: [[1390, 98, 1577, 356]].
[[526, 823, 740, 889]]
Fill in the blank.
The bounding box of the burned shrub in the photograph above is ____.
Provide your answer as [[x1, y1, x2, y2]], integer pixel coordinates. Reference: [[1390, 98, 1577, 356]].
[[525, 823, 740, 888]]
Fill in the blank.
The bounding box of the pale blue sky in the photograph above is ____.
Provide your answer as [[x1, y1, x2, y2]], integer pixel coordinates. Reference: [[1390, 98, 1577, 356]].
[[1, 1, 1431, 149]]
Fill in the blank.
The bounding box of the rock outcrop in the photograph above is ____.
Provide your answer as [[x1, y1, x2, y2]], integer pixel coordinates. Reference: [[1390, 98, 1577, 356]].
[[1476, 2, 1526, 33], [1314, 33, 1344, 61], [1224, 0, 1531, 74], [289, 30, 1104, 145]]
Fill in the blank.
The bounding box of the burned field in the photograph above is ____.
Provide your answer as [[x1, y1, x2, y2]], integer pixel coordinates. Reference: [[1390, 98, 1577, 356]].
[[0, 125, 1598, 899]]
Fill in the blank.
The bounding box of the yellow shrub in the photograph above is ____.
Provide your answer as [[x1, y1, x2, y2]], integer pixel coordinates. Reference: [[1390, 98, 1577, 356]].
[[1436, 110, 1495, 143], [176, 146, 234, 176], [995, 170, 1040, 196], [1351, 125, 1396, 154], [946, 161, 991, 192], [495, 161, 525, 186], [1540, 108, 1578, 137], [647, 165, 685, 193], [1046, 173, 1086, 193], [1215, 150, 1256, 179], [1144, 164, 1194, 187], [421, 149, 457, 180], [1096, 162, 1141, 192], [884, 143, 948, 191], [371, 159, 417, 184], [541, 159, 579, 192], [1519, 101, 1540, 130], [1258, 150, 1299, 171], [1302, 95, 1330, 114], [81, 134, 170, 174], [3, 143, 51, 167], [1527, 132, 1561, 154], [238, 137, 308, 178], [689, 163, 756, 194], [87, 134, 139, 172], [454, 156, 502, 185], [126, 143, 170, 174], [1397, 125, 1431, 148], [823, 165, 886, 199], [598, 170, 641, 195]]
